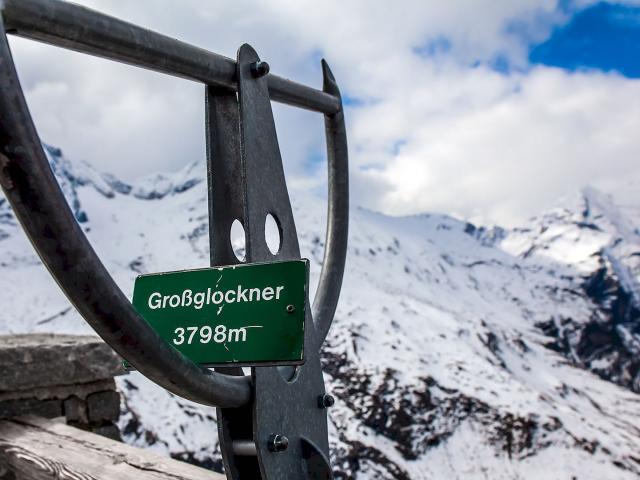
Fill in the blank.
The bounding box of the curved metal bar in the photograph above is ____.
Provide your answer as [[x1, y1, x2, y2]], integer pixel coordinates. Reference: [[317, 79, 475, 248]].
[[312, 60, 349, 349], [0, 24, 251, 409], [0, 0, 341, 115]]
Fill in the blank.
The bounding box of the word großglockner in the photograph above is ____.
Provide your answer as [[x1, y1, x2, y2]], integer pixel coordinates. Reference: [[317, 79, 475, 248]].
[[147, 285, 286, 311]]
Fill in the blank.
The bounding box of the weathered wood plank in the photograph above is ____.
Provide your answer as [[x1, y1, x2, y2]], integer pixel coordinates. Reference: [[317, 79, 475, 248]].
[[0, 416, 225, 480]]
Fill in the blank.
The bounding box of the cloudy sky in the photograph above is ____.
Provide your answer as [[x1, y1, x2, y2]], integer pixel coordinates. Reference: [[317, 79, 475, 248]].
[[7, 0, 640, 226]]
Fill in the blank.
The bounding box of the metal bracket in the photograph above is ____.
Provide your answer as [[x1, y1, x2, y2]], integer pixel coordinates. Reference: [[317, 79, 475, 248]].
[[207, 44, 333, 479]]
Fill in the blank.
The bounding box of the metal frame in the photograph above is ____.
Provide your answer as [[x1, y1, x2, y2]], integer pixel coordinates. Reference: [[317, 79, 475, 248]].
[[0, 0, 348, 478]]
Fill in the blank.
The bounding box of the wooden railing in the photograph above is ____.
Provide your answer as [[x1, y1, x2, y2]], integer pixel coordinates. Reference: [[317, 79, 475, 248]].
[[0, 416, 224, 479], [0, 335, 224, 479]]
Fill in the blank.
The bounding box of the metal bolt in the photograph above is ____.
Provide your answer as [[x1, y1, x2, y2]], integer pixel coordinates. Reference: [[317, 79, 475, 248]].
[[250, 60, 270, 78], [317, 394, 335, 409], [286, 304, 295, 314], [268, 434, 289, 452]]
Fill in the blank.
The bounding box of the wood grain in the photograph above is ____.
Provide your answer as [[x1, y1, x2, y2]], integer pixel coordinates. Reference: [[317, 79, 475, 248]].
[[0, 416, 225, 480]]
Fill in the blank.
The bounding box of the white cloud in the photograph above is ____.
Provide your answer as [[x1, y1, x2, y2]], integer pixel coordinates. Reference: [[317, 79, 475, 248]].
[[6, 0, 640, 226], [358, 66, 640, 225]]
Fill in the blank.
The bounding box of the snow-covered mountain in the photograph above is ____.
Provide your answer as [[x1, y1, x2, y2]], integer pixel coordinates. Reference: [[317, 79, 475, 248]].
[[1, 145, 639, 479]]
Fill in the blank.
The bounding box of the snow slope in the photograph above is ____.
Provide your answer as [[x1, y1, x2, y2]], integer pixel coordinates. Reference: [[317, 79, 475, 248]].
[[0, 145, 639, 479]]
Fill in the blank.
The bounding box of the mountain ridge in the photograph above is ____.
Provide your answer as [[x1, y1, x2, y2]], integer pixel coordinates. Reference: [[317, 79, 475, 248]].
[[0, 145, 639, 479]]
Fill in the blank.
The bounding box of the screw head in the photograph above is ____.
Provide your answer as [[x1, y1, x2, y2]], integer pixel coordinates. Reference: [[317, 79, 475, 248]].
[[250, 61, 270, 78], [317, 394, 335, 409], [268, 434, 289, 452], [286, 304, 295, 314]]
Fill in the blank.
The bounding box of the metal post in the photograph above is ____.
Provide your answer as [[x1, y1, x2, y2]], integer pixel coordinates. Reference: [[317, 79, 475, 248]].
[[236, 43, 333, 479], [205, 86, 260, 478]]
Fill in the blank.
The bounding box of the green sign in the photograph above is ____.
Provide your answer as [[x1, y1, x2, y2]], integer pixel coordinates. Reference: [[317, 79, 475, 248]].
[[130, 260, 308, 367]]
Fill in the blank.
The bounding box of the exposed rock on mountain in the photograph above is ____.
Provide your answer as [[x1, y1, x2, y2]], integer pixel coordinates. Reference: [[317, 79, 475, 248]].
[[1, 146, 639, 479], [504, 187, 640, 394]]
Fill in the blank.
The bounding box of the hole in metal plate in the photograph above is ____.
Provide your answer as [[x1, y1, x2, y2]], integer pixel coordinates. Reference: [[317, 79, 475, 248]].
[[230, 219, 246, 262], [265, 213, 281, 256]]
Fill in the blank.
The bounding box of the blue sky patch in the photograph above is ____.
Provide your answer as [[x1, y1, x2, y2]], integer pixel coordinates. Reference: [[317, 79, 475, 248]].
[[342, 94, 366, 107], [413, 36, 452, 59], [489, 53, 512, 74], [530, 2, 640, 78]]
